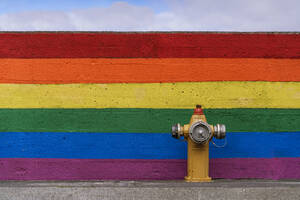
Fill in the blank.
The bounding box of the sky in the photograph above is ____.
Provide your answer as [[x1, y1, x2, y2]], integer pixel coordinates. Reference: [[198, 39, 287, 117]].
[[0, 0, 299, 31]]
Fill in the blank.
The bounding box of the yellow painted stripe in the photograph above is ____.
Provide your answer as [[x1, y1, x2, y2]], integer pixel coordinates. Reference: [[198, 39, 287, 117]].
[[1, 82, 299, 108]]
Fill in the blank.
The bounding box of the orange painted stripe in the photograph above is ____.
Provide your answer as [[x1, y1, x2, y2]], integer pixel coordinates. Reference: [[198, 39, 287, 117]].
[[0, 58, 299, 83]]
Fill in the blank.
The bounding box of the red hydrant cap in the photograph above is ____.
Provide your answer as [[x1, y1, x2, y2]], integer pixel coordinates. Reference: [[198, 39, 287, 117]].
[[194, 105, 204, 115]]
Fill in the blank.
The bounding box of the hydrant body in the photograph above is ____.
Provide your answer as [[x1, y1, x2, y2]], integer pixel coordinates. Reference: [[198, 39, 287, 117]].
[[171, 105, 226, 182], [185, 114, 211, 182]]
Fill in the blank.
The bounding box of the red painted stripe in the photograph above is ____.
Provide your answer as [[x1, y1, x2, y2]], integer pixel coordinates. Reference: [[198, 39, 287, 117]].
[[1, 58, 300, 83], [0, 158, 299, 180], [0, 33, 299, 58]]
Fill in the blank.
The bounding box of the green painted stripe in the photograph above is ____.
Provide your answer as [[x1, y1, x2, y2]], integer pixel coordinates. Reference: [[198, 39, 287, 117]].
[[0, 109, 299, 133]]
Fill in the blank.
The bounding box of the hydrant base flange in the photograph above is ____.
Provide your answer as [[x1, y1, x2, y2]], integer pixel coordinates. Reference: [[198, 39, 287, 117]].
[[184, 176, 212, 182]]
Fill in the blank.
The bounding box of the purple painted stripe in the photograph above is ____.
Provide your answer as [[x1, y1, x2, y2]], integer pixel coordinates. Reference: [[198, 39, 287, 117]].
[[211, 158, 300, 180], [0, 158, 299, 180], [0, 158, 186, 180]]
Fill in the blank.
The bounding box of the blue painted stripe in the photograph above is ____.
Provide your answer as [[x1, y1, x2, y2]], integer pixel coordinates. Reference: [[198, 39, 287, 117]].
[[0, 132, 300, 159]]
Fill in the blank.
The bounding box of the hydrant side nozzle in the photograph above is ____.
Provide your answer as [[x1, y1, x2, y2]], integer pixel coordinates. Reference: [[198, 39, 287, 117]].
[[213, 124, 226, 139], [171, 123, 183, 139]]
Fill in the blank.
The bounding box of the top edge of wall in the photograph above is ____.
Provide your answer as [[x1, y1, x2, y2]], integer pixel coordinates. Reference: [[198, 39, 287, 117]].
[[0, 31, 300, 34]]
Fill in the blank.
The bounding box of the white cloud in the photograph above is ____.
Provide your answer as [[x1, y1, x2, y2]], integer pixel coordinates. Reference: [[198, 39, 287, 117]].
[[0, 0, 299, 31], [0, 11, 75, 31]]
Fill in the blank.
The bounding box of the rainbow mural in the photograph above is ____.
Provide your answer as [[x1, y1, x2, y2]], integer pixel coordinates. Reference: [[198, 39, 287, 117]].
[[0, 32, 300, 180]]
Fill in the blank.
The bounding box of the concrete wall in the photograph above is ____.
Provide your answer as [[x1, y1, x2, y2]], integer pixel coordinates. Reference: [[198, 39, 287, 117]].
[[0, 32, 299, 180]]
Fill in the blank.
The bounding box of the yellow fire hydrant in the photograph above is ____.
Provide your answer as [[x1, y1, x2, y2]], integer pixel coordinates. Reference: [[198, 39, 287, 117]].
[[171, 105, 226, 182]]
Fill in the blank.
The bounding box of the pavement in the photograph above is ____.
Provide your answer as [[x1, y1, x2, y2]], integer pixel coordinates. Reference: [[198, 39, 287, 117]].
[[0, 179, 300, 200]]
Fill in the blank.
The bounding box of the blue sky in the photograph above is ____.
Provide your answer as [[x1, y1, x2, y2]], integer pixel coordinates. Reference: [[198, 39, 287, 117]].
[[0, 0, 299, 31], [0, 0, 167, 13]]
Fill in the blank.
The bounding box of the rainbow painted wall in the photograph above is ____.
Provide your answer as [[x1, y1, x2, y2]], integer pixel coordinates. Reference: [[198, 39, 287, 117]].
[[0, 32, 300, 180]]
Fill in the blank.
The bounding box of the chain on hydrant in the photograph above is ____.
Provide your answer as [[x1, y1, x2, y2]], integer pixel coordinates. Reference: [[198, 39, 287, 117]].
[[171, 105, 226, 182]]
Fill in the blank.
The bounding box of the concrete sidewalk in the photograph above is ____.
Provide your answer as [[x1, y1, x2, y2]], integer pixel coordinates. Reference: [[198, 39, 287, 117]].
[[0, 180, 300, 200]]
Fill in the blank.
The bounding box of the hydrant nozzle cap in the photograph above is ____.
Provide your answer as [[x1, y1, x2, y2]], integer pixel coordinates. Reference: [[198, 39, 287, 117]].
[[194, 105, 204, 115]]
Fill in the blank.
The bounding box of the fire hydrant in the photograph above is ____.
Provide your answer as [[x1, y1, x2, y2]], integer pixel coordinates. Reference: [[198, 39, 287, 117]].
[[171, 105, 226, 182]]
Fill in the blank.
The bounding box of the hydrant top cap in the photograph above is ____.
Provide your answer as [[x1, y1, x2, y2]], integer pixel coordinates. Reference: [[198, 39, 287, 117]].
[[194, 105, 204, 115]]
